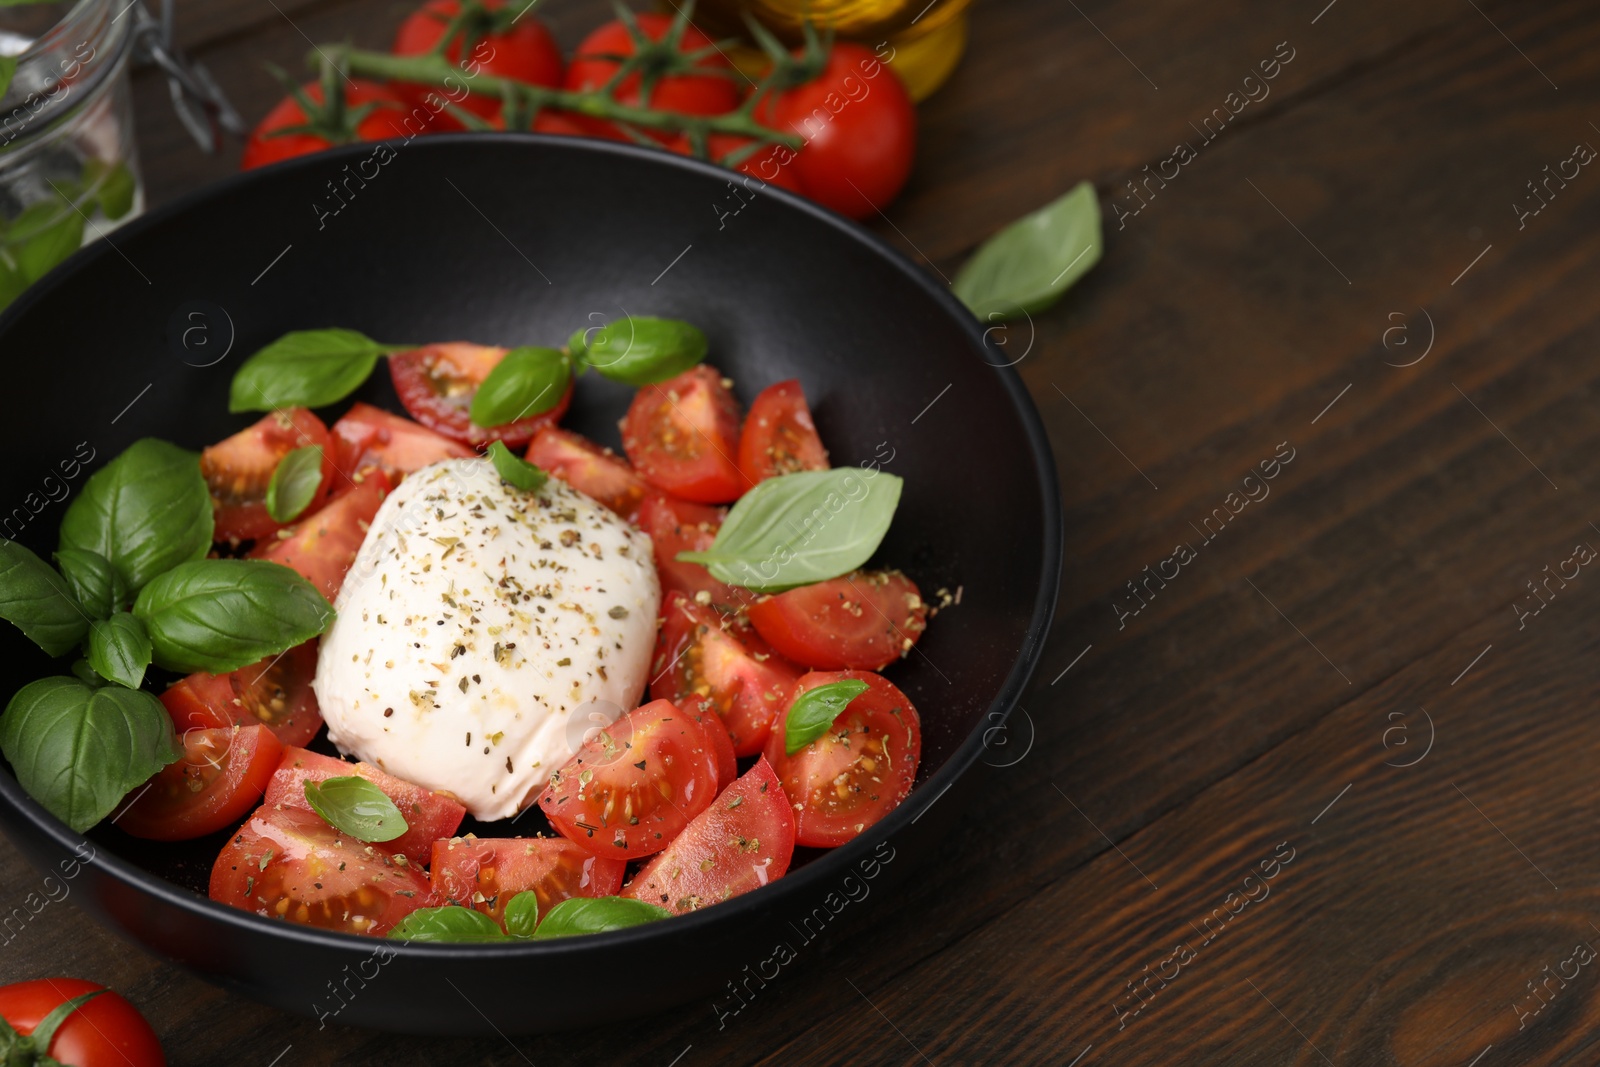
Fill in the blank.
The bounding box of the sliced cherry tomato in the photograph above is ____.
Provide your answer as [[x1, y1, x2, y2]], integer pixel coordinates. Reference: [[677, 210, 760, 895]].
[[748, 569, 927, 671], [388, 343, 574, 448], [621, 365, 748, 503], [262, 747, 466, 866], [686, 704, 738, 791], [159, 640, 324, 748], [526, 427, 648, 518], [764, 669, 921, 847], [0, 978, 164, 1067], [210, 805, 430, 935], [428, 835, 626, 929], [118, 725, 283, 842], [329, 402, 473, 483], [564, 14, 740, 142], [200, 408, 334, 545], [249, 470, 391, 600], [393, 0, 563, 127], [737, 379, 828, 484], [651, 592, 800, 756], [537, 698, 721, 860], [241, 81, 416, 171], [621, 757, 795, 914], [635, 492, 743, 606]]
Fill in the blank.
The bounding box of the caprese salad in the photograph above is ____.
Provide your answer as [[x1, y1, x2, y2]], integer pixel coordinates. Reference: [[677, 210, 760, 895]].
[[0, 316, 932, 941]]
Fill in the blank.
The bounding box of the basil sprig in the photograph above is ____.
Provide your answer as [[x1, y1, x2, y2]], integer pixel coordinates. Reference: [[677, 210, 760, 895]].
[[953, 181, 1102, 323], [387, 894, 669, 943], [54, 547, 126, 620], [487, 441, 547, 492], [783, 679, 869, 756], [304, 776, 408, 842], [86, 613, 151, 690], [133, 559, 332, 674], [0, 677, 180, 832], [571, 316, 706, 385], [265, 444, 324, 523], [531, 896, 672, 938], [229, 329, 395, 413], [470, 346, 570, 428], [677, 468, 903, 592], [0, 540, 89, 657]]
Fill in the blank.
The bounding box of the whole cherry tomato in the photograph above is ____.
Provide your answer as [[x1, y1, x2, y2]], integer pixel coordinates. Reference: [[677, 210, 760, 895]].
[[392, 0, 564, 128], [0, 978, 164, 1067], [564, 13, 741, 142]]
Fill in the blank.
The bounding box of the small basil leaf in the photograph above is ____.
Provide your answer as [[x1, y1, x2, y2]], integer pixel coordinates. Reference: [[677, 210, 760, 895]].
[[87, 613, 151, 689], [387, 905, 507, 943], [58, 438, 214, 594], [784, 679, 869, 756], [578, 317, 706, 386], [69, 659, 104, 687], [55, 548, 126, 620], [229, 329, 386, 413], [0, 56, 16, 99], [0, 677, 180, 833], [486, 442, 547, 493], [304, 775, 409, 842], [0, 540, 89, 656], [10, 200, 85, 284], [952, 180, 1102, 323], [89, 161, 136, 221], [264, 444, 324, 523], [677, 469, 903, 592], [470, 347, 570, 428], [504, 891, 539, 938], [531, 896, 672, 939], [133, 559, 332, 674]]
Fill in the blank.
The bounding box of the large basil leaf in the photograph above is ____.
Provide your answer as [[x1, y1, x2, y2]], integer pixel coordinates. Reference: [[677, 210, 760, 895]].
[[388, 906, 507, 943], [303, 776, 407, 842], [574, 317, 706, 385], [0, 677, 180, 833], [133, 559, 332, 674], [86, 613, 151, 689], [229, 329, 387, 413], [470, 346, 570, 427], [58, 438, 213, 593], [784, 678, 869, 755], [0, 540, 89, 656], [677, 468, 903, 592], [54, 548, 126, 620], [952, 181, 1102, 322], [531, 896, 672, 939]]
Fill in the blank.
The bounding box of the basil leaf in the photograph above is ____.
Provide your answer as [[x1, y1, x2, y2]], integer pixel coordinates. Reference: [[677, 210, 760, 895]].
[[952, 181, 1102, 323], [0, 57, 15, 99], [0, 677, 180, 833], [304, 775, 408, 842], [784, 679, 869, 755], [504, 891, 539, 938], [677, 469, 903, 592], [229, 329, 387, 413], [58, 438, 213, 594], [10, 200, 84, 284], [89, 161, 136, 221], [470, 347, 570, 428], [86, 613, 151, 690], [486, 441, 547, 493], [55, 548, 126, 620], [69, 659, 103, 687], [0, 540, 88, 656], [264, 444, 324, 523], [531, 896, 672, 939], [577, 317, 706, 386], [387, 906, 507, 943], [133, 559, 332, 674]]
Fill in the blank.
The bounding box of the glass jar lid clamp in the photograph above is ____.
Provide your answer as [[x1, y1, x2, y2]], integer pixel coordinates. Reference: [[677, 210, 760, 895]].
[[130, 0, 244, 152]]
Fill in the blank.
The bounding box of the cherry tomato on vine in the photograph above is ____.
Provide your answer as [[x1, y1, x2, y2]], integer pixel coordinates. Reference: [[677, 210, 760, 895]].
[[0, 978, 165, 1067], [392, 0, 564, 128], [241, 81, 414, 170], [564, 13, 741, 142]]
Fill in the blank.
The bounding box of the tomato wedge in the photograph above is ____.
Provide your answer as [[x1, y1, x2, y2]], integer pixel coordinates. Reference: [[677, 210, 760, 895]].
[[764, 670, 921, 848], [329, 402, 472, 483], [686, 704, 738, 791], [650, 592, 800, 756], [748, 570, 928, 671], [737, 379, 828, 484], [537, 698, 722, 860], [210, 804, 430, 935], [526, 427, 649, 518], [201, 408, 334, 544], [118, 725, 283, 842], [388, 342, 574, 448], [249, 470, 391, 601], [621, 365, 748, 503], [263, 747, 466, 866], [160, 640, 324, 748], [635, 493, 746, 608], [621, 757, 795, 915], [428, 835, 626, 930]]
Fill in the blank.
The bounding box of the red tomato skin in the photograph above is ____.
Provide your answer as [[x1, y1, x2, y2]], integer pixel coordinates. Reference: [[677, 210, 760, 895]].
[[0, 978, 164, 1067], [564, 14, 740, 141], [119, 726, 283, 842], [736, 378, 829, 484], [201, 408, 334, 545], [526, 427, 648, 518], [329, 402, 473, 483], [159, 640, 324, 748], [392, 0, 563, 126], [428, 835, 626, 928], [634, 493, 742, 605], [388, 343, 574, 448], [242, 81, 416, 170], [621, 757, 795, 914], [687, 704, 738, 791], [621, 365, 749, 504], [248, 470, 391, 601], [764, 669, 921, 847], [707, 134, 806, 193], [747, 569, 928, 671]]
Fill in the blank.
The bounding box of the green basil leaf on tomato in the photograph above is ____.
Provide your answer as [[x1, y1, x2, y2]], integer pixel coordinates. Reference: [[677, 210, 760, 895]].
[[0, 677, 181, 832], [486, 441, 547, 493], [229, 329, 389, 413], [133, 558, 332, 674], [531, 896, 672, 939], [576, 317, 706, 386], [387, 905, 508, 943], [54, 547, 126, 620], [503, 890, 540, 938], [783, 678, 869, 755], [952, 180, 1102, 323], [264, 444, 325, 523], [86, 613, 151, 690], [470, 346, 571, 428], [304, 775, 409, 843], [0, 540, 89, 656], [58, 438, 214, 594], [676, 468, 903, 592]]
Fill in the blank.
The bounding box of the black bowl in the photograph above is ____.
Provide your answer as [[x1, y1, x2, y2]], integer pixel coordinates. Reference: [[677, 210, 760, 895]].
[[0, 135, 1060, 1034]]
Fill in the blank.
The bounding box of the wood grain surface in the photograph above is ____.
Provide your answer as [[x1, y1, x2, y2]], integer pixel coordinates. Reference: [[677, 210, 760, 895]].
[[6, 0, 1600, 1063]]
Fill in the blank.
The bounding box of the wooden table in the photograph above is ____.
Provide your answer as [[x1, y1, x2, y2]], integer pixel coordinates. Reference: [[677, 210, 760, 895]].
[[5, 0, 1598, 1062]]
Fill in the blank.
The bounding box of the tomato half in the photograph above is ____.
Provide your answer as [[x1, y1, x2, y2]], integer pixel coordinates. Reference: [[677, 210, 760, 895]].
[[160, 640, 323, 748], [241, 81, 415, 171], [748, 569, 927, 670], [329, 402, 472, 483], [526, 427, 648, 518], [428, 835, 626, 929], [621, 365, 748, 503], [764, 670, 921, 847], [249, 470, 391, 601], [537, 698, 722, 859], [393, 0, 563, 126], [737, 379, 828, 484], [263, 747, 466, 866], [389, 343, 574, 448], [635, 493, 743, 606], [564, 14, 740, 141], [210, 805, 430, 935], [118, 725, 283, 842], [0, 978, 164, 1067], [651, 592, 800, 756], [200, 408, 334, 544], [621, 757, 795, 914]]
